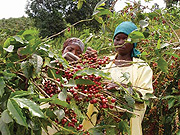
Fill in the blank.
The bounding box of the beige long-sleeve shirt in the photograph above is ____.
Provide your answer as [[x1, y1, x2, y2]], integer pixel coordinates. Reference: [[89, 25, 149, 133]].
[[82, 56, 153, 135]]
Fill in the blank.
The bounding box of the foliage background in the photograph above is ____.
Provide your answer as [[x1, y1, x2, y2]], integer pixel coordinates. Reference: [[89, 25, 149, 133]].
[[0, 0, 180, 135]]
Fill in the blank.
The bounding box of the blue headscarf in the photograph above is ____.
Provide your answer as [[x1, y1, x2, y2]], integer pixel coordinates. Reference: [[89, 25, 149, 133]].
[[113, 21, 141, 58]]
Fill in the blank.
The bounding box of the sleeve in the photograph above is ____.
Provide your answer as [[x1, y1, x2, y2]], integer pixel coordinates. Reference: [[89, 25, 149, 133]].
[[82, 103, 98, 131], [136, 64, 154, 99]]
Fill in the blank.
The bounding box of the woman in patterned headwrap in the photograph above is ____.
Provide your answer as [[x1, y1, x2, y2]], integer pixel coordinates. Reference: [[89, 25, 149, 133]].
[[62, 37, 96, 61], [42, 37, 96, 135], [82, 21, 153, 135]]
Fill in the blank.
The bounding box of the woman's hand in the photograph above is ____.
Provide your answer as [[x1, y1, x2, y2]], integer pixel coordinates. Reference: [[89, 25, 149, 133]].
[[85, 47, 97, 58], [62, 52, 80, 61], [106, 83, 119, 90]]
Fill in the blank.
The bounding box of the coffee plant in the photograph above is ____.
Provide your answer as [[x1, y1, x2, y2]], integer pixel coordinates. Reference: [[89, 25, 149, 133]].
[[0, 0, 180, 135]]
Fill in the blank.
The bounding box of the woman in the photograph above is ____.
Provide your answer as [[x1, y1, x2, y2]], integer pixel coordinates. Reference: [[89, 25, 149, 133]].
[[62, 37, 84, 61], [82, 21, 153, 135], [42, 37, 96, 135], [62, 37, 96, 61]]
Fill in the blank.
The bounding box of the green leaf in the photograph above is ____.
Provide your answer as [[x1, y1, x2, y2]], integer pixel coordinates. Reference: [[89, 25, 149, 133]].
[[94, 15, 103, 24], [0, 77, 5, 97], [0, 45, 3, 56], [144, 93, 157, 99], [54, 109, 65, 122], [0, 118, 11, 135], [45, 108, 56, 120], [39, 44, 50, 52], [1, 110, 13, 124], [77, 0, 84, 9], [10, 91, 34, 98], [63, 79, 76, 87], [128, 31, 144, 43], [89, 125, 116, 135], [94, 0, 107, 11], [70, 99, 85, 118], [162, 95, 174, 100], [121, 72, 130, 81], [12, 98, 45, 118], [22, 29, 39, 38], [97, 9, 112, 16], [74, 68, 96, 77], [49, 98, 70, 109], [139, 20, 149, 28], [21, 61, 34, 79], [43, 57, 51, 67], [48, 51, 54, 58], [101, 22, 105, 34], [141, 51, 148, 56], [125, 95, 135, 108], [156, 39, 161, 49], [168, 98, 175, 109], [13, 35, 24, 44], [0, 71, 16, 80], [118, 121, 130, 134], [161, 43, 170, 48], [3, 37, 11, 48], [157, 57, 168, 73], [20, 40, 41, 55], [177, 129, 180, 135], [95, 71, 110, 79], [165, 52, 180, 60], [56, 55, 69, 68], [3, 45, 14, 52], [75, 78, 95, 85], [29, 54, 43, 74], [173, 47, 180, 50], [47, 68, 63, 82], [74, 68, 110, 79], [92, 10, 100, 16], [7, 98, 28, 127], [58, 91, 67, 101]]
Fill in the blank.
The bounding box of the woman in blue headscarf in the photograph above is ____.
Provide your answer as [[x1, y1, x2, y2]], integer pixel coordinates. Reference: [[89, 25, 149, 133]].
[[83, 21, 153, 135]]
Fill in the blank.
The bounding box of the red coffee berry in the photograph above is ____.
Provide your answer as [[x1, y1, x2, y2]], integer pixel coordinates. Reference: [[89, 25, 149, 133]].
[[79, 124, 83, 128], [56, 78, 60, 82], [111, 98, 116, 103], [102, 99, 107, 104], [72, 118, 77, 123]]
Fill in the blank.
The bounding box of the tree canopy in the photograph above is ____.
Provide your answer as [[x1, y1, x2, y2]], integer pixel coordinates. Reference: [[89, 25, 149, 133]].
[[26, 0, 113, 38]]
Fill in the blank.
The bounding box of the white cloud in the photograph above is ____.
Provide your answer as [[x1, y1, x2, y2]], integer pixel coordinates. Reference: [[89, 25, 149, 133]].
[[0, 0, 28, 19]]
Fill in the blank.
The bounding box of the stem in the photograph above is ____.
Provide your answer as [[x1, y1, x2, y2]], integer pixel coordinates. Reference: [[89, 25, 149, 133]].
[[102, 107, 122, 121], [84, 111, 96, 127], [47, 117, 77, 135], [175, 108, 179, 134], [96, 97, 140, 116], [30, 79, 50, 98], [6, 85, 15, 92], [42, 18, 93, 42]]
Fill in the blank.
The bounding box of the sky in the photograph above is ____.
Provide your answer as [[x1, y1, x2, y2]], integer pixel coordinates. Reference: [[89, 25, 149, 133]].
[[0, 0, 166, 19], [0, 0, 28, 19]]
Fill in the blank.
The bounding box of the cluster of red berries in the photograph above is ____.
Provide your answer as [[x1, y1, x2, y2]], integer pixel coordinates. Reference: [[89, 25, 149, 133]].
[[43, 52, 117, 133], [55, 108, 83, 131], [80, 53, 110, 68], [43, 80, 60, 97]]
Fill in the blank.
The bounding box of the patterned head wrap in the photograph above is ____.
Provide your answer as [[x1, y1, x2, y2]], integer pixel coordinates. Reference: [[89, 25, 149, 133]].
[[63, 37, 84, 52], [113, 21, 141, 58]]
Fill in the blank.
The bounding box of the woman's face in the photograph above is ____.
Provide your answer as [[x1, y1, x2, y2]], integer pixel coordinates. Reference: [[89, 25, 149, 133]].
[[62, 44, 82, 57], [114, 33, 133, 56]]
